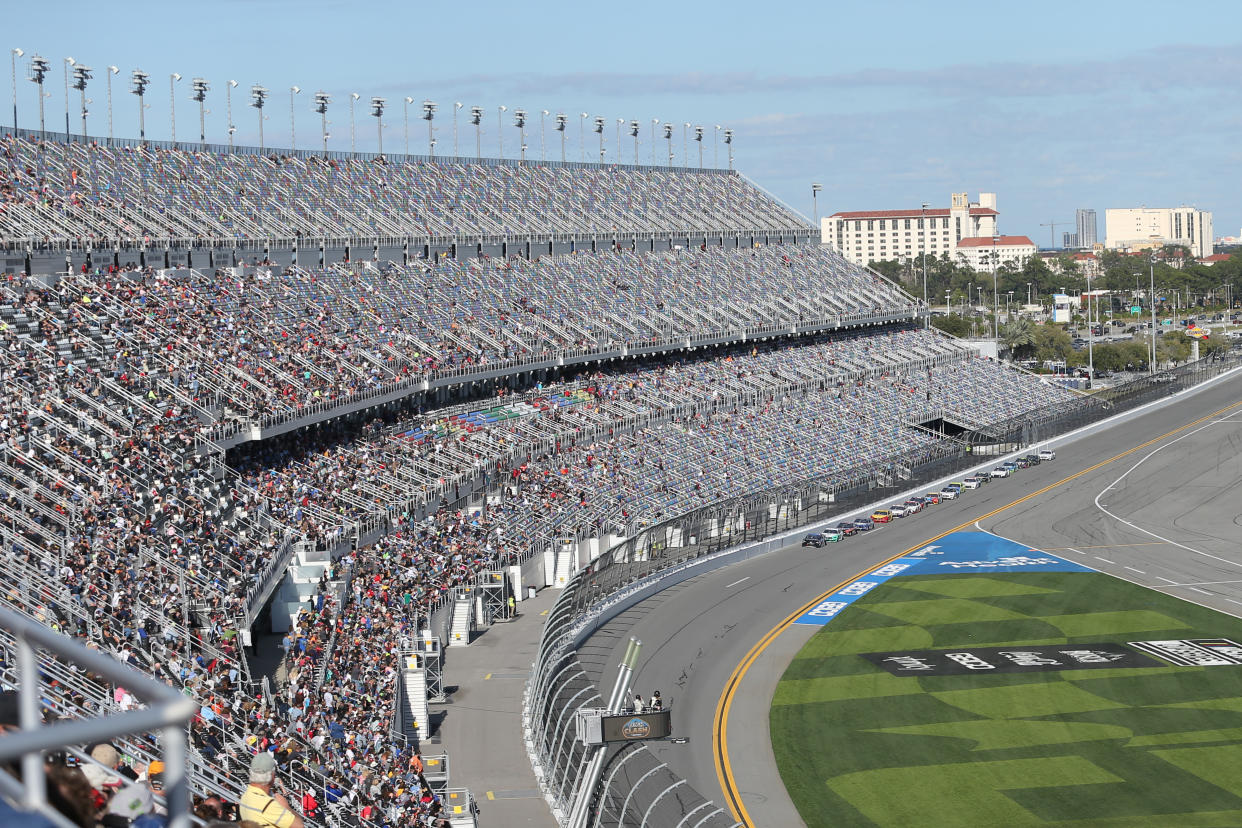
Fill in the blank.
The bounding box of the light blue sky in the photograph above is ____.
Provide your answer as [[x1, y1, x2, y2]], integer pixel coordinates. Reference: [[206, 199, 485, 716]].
[[7, 1, 1241, 245]]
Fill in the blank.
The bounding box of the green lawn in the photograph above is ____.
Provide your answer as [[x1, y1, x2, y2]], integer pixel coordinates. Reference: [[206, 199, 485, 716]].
[[771, 572, 1242, 827]]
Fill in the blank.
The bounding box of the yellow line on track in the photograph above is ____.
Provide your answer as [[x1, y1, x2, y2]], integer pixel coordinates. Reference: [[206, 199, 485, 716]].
[[712, 396, 1242, 826]]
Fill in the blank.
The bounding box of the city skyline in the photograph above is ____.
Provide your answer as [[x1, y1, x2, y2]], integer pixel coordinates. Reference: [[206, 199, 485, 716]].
[[5, 0, 1239, 243]]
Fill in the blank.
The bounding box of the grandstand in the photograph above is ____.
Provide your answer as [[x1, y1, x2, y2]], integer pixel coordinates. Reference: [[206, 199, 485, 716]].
[[0, 117, 1080, 828]]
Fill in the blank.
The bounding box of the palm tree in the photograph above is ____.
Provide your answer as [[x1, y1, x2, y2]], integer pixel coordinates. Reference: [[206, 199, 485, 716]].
[[1000, 317, 1036, 357]]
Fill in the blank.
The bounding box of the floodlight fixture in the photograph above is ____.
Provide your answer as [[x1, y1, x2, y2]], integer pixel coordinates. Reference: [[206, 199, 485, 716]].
[[130, 68, 150, 141]]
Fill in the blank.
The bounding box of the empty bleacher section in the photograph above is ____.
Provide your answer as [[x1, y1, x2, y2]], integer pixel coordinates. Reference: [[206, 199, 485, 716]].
[[0, 128, 1086, 828]]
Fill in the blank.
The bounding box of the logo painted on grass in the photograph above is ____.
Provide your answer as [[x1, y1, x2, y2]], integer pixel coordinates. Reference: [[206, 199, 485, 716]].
[[861, 643, 1163, 676], [794, 532, 1090, 626], [1129, 639, 1242, 667]]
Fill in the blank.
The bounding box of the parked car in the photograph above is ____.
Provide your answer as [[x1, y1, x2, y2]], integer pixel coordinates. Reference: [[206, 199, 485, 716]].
[[871, 509, 893, 524], [962, 476, 982, 489], [853, 517, 875, 531], [1038, 448, 1056, 461], [802, 533, 827, 548], [991, 466, 1012, 478], [836, 522, 858, 537]]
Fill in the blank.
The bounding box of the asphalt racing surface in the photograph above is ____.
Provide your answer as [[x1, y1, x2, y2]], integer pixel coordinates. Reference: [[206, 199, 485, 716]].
[[577, 368, 1242, 827]]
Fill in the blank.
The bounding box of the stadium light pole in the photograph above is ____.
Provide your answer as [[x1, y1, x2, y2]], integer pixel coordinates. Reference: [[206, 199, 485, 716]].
[[349, 92, 359, 157], [714, 124, 720, 168], [555, 112, 566, 162], [72, 63, 91, 139], [497, 104, 506, 158], [921, 202, 929, 328], [650, 118, 658, 164], [288, 85, 299, 150], [1086, 265, 1094, 378], [663, 122, 673, 168], [191, 78, 208, 149], [514, 108, 526, 161], [225, 79, 237, 150], [1149, 253, 1157, 372], [251, 84, 268, 150], [129, 68, 149, 143], [682, 121, 689, 166], [540, 109, 548, 162], [453, 102, 462, 158], [723, 128, 733, 170], [470, 105, 483, 159], [105, 65, 118, 145], [313, 91, 330, 156], [423, 99, 436, 158], [615, 117, 623, 163], [991, 234, 1001, 341], [579, 112, 587, 162], [630, 120, 639, 165], [593, 116, 604, 163], [403, 96, 411, 156], [29, 55, 49, 135], [169, 72, 181, 145], [9, 48, 21, 131], [694, 125, 704, 169], [371, 96, 385, 157], [811, 182, 821, 226], [63, 57, 74, 140]]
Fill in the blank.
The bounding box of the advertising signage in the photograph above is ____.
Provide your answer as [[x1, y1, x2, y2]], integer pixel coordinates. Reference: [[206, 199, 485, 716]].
[[601, 710, 672, 742]]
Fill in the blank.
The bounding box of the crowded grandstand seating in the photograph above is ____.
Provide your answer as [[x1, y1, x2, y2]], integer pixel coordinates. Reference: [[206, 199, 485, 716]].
[[0, 134, 804, 244], [0, 130, 1082, 828]]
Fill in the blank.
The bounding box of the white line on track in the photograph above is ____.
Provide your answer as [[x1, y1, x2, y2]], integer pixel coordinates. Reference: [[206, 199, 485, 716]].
[[1229, 599, 1242, 607], [1065, 547, 1087, 555], [1093, 414, 1242, 572], [1156, 576, 1179, 584], [1190, 587, 1212, 595], [1096, 557, 1116, 564], [1124, 566, 1145, 574], [724, 577, 750, 589]]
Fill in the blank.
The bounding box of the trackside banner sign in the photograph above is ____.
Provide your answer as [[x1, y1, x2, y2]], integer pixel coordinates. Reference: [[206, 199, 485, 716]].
[[794, 531, 1091, 626]]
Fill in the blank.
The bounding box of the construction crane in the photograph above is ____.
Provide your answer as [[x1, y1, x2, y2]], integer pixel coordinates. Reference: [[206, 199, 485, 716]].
[[1040, 219, 1071, 249]]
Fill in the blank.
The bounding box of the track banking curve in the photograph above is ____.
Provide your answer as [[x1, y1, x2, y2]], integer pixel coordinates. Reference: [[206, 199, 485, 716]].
[[575, 368, 1242, 828]]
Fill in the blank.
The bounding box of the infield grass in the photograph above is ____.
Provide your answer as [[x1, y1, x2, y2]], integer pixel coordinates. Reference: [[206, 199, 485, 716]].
[[771, 572, 1242, 827]]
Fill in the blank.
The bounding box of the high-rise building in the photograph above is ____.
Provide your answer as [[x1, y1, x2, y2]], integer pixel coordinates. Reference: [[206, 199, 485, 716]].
[[1105, 207, 1214, 258], [1063, 231, 1079, 249], [822, 192, 998, 266], [1075, 208, 1097, 248]]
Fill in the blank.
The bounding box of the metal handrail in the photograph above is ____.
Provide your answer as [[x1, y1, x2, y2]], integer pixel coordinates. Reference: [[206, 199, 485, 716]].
[[0, 606, 197, 828]]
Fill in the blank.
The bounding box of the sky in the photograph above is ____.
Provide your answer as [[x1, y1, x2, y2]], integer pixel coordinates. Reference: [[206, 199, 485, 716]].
[[7, 0, 1241, 245]]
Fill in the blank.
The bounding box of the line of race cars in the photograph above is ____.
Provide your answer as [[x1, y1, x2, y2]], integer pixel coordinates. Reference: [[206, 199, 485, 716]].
[[801, 447, 1055, 547]]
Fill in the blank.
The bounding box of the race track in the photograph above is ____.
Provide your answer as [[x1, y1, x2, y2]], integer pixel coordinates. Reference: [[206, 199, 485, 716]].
[[577, 368, 1242, 827]]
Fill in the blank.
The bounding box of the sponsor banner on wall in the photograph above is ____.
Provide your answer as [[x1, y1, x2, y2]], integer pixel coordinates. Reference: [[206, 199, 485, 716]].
[[861, 643, 1162, 676], [1128, 639, 1242, 667]]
